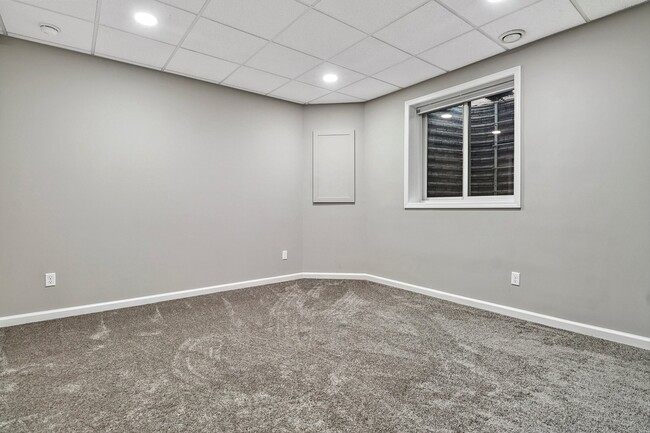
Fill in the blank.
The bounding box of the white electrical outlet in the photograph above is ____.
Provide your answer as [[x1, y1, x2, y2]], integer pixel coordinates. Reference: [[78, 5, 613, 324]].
[[511, 272, 520, 286], [45, 273, 56, 287], [282, 250, 288, 260]]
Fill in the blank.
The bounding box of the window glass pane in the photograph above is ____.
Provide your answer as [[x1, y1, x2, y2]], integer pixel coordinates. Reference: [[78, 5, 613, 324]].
[[469, 90, 515, 196], [426, 104, 464, 198]]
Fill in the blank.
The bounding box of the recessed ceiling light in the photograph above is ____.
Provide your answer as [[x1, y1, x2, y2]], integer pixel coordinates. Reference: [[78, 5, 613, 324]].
[[500, 29, 525, 44], [134, 12, 158, 27], [440, 113, 452, 119], [323, 74, 338, 83], [487, 0, 506, 3], [39, 24, 60, 36], [492, 130, 502, 135]]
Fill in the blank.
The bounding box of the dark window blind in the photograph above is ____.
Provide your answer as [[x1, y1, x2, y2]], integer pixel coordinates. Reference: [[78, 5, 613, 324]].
[[469, 90, 515, 196], [426, 104, 464, 197]]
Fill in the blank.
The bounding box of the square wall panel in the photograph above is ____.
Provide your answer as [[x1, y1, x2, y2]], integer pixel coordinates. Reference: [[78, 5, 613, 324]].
[[439, 0, 539, 27], [246, 43, 321, 79], [95, 25, 175, 68], [330, 37, 410, 76], [373, 57, 444, 88], [0, 1, 93, 52], [203, 0, 307, 40], [166, 49, 239, 83], [223, 66, 290, 95], [315, 0, 429, 34], [339, 77, 399, 100], [375, 1, 472, 54], [481, 0, 585, 49], [16, 0, 97, 21], [100, 0, 196, 45], [296, 63, 365, 91], [274, 10, 365, 60], [270, 81, 330, 103], [182, 18, 267, 64], [418, 30, 504, 71]]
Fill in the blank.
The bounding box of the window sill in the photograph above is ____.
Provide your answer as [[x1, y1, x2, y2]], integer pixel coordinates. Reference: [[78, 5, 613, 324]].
[[405, 197, 521, 209]]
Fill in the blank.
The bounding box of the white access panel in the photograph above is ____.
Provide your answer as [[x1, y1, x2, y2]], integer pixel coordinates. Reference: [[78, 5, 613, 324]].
[[312, 130, 355, 203]]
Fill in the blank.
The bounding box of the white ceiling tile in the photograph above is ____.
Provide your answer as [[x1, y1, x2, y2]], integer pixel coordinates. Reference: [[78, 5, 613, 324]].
[[338, 77, 399, 100], [314, 0, 428, 34], [310, 92, 365, 104], [274, 10, 365, 59], [438, 0, 539, 27], [95, 25, 175, 68], [295, 0, 320, 5], [330, 37, 410, 75], [166, 48, 239, 83], [223, 66, 290, 94], [373, 57, 444, 88], [269, 81, 331, 103], [481, 0, 585, 48], [418, 30, 504, 71], [374, 1, 473, 54], [572, 0, 647, 20], [16, 0, 97, 21], [157, 0, 205, 14], [203, 0, 307, 39], [100, 0, 195, 45], [182, 17, 267, 63], [246, 43, 321, 78], [296, 63, 365, 91], [0, 1, 93, 51], [3, 33, 91, 53]]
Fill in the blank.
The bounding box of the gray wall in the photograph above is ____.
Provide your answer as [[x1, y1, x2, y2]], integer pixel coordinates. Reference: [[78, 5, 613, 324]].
[[0, 37, 304, 316], [1, 4, 648, 337], [361, 5, 650, 336], [302, 104, 366, 273]]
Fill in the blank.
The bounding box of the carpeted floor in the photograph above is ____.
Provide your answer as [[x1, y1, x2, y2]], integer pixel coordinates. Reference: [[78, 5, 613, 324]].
[[1, 279, 648, 432]]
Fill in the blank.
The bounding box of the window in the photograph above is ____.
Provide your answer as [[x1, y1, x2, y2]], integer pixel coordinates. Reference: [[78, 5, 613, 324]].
[[404, 67, 521, 208]]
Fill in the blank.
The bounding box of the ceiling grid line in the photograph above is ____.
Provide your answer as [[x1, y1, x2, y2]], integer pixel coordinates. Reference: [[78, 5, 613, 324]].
[[258, 0, 438, 102], [0, 0, 643, 104], [218, 2, 319, 94], [11, 0, 95, 23], [256, 0, 371, 99], [90, 0, 102, 54], [432, 0, 514, 52], [240, 0, 368, 101], [3, 31, 92, 53], [154, 0, 205, 15], [160, 0, 213, 71], [568, 0, 591, 22], [0, 12, 7, 35], [95, 22, 176, 47]]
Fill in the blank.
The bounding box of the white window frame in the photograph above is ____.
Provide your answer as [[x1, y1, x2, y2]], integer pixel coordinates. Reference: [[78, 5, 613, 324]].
[[404, 66, 521, 209]]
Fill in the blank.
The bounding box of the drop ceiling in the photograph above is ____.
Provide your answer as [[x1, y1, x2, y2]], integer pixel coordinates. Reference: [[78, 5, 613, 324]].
[[0, 0, 646, 104]]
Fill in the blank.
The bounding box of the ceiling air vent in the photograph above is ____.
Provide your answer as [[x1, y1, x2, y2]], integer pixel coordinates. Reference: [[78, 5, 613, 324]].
[[500, 29, 525, 44], [39, 24, 61, 36]]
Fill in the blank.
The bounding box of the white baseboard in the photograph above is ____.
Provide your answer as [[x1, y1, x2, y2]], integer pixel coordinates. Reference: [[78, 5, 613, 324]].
[[1, 271, 648, 350], [0, 273, 303, 328], [363, 274, 650, 350], [301, 272, 368, 280], [303, 272, 649, 350]]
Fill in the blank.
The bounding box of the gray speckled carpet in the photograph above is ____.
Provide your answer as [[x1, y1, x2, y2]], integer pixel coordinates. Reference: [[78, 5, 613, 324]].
[[1, 279, 648, 432]]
